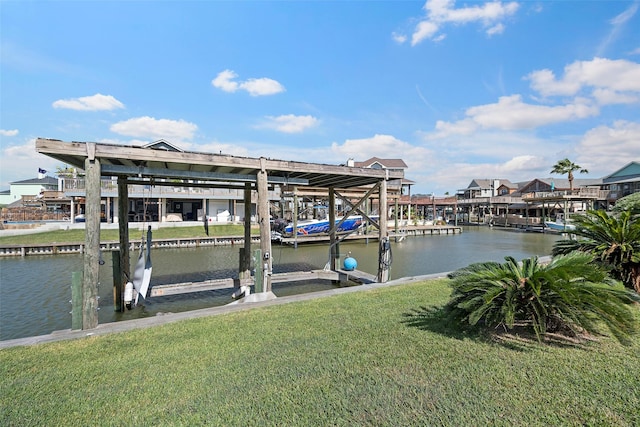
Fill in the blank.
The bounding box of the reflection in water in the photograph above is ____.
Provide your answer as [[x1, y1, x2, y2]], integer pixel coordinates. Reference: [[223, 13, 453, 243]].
[[0, 227, 559, 340]]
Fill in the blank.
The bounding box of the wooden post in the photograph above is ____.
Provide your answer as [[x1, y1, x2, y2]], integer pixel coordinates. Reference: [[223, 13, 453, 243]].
[[394, 196, 399, 235], [379, 178, 388, 238], [112, 250, 122, 312], [83, 153, 100, 329], [117, 176, 129, 312], [71, 271, 82, 330], [329, 187, 337, 271], [257, 159, 272, 292], [240, 183, 252, 279], [293, 187, 298, 249]]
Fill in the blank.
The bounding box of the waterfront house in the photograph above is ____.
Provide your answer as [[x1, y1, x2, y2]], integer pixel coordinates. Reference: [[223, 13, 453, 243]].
[[0, 176, 60, 207], [600, 161, 640, 205]]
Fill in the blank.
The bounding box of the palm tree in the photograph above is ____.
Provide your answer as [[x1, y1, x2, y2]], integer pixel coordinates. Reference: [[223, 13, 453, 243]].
[[553, 210, 640, 292], [551, 158, 588, 191], [445, 253, 640, 343]]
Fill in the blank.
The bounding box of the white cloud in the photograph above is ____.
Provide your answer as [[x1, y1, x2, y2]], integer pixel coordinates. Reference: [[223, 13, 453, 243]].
[[405, 0, 520, 45], [429, 95, 599, 137], [0, 140, 59, 188], [211, 69, 285, 96], [52, 93, 125, 111], [467, 95, 598, 129], [576, 120, 640, 172], [391, 32, 407, 44], [240, 78, 286, 97], [260, 114, 319, 133], [0, 129, 19, 136], [591, 88, 639, 105], [526, 58, 640, 100], [412, 21, 440, 45], [330, 134, 434, 172], [195, 141, 251, 157], [110, 116, 198, 141], [597, 3, 638, 56], [486, 23, 505, 36], [211, 69, 239, 93]]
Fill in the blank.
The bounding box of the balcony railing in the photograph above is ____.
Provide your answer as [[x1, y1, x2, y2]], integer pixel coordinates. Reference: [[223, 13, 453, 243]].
[[63, 179, 279, 199], [521, 188, 610, 200]]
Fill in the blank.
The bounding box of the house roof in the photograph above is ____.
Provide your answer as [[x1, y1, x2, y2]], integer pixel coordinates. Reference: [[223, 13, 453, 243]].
[[465, 178, 510, 190], [496, 180, 517, 189], [142, 139, 184, 152], [602, 161, 640, 183], [354, 157, 408, 169], [515, 177, 603, 194], [542, 178, 602, 187], [11, 176, 58, 186]]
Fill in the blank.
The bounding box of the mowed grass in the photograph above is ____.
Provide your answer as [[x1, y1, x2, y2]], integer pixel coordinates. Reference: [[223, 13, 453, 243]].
[[1, 279, 639, 426], [0, 224, 257, 245]]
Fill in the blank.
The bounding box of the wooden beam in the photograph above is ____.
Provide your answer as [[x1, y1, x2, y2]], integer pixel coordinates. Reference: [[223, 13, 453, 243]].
[[257, 162, 272, 292], [240, 183, 252, 279], [116, 177, 129, 312], [379, 178, 388, 237], [101, 164, 308, 186], [83, 157, 100, 329], [329, 187, 337, 271]]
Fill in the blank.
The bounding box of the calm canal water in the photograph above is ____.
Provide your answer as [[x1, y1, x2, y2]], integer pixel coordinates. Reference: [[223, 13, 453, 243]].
[[0, 227, 559, 341]]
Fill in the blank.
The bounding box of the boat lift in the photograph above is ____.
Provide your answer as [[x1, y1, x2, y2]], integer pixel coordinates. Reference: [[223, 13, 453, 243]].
[[35, 138, 402, 331]]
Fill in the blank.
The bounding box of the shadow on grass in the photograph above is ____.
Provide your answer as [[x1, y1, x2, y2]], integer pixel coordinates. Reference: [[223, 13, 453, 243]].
[[402, 306, 593, 351], [401, 305, 484, 341]]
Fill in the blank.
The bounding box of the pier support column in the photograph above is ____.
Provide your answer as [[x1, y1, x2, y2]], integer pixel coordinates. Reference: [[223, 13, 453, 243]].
[[257, 159, 272, 292], [70, 197, 76, 223], [379, 177, 388, 238], [329, 187, 338, 271], [239, 183, 252, 279], [116, 176, 130, 312], [293, 187, 298, 249], [83, 149, 100, 329]]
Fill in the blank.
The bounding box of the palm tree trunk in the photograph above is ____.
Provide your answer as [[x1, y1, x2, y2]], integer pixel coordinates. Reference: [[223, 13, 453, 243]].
[[568, 171, 574, 192], [631, 264, 640, 293]]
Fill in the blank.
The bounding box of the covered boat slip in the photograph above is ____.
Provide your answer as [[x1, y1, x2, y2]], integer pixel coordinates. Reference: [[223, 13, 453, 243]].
[[35, 138, 402, 330]]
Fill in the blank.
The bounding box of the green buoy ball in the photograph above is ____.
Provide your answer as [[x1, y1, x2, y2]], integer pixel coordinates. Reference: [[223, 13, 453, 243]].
[[343, 256, 357, 271]]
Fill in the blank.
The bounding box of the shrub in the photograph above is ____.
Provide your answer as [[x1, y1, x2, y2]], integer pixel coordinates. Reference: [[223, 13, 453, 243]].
[[552, 210, 640, 292], [445, 252, 640, 343]]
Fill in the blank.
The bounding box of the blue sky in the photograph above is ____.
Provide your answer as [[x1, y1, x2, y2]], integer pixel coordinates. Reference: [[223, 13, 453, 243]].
[[1, 0, 639, 195]]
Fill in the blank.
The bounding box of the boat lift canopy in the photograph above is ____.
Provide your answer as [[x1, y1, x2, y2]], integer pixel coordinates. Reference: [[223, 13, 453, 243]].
[[35, 138, 403, 330]]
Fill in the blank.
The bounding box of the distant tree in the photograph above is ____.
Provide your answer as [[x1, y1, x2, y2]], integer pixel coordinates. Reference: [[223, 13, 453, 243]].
[[612, 192, 640, 216], [445, 253, 639, 343], [551, 158, 588, 191], [553, 210, 640, 292]]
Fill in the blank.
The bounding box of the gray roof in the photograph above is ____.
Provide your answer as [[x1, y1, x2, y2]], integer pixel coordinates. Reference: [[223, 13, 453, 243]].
[[466, 179, 510, 189], [11, 176, 58, 186], [354, 157, 408, 169]]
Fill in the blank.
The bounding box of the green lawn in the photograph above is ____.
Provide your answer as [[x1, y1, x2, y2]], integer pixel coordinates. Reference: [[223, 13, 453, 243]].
[[0, 224, 256, 245], [1, 279, 639, 426]]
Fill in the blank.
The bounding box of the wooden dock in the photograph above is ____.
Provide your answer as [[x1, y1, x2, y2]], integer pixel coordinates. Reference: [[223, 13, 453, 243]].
[[277, 225, 462, 245], [149, 268, 372, 297]]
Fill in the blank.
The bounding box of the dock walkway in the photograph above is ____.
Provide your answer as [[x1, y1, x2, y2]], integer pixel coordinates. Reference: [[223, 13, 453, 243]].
[[277, 225, 461, 245]]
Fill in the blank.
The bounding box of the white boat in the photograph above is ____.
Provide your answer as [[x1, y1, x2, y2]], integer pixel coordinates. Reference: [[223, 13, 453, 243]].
[[544, 220, 576, 232], [272, 215, 377, 240]]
